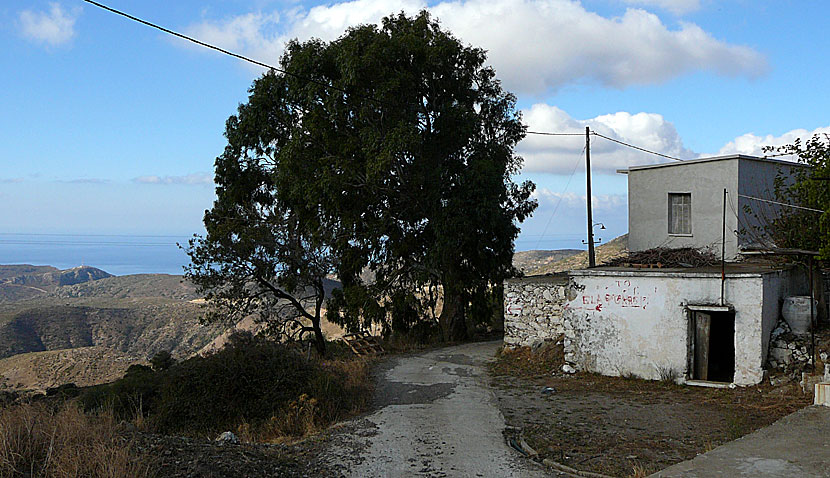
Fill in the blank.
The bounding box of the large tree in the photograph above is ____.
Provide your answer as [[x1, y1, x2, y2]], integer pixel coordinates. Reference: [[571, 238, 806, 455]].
[[186, 11, 536, 347]]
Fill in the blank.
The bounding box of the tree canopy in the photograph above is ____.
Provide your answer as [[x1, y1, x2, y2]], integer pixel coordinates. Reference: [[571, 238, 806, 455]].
[[185, 11, 536, 350], [764, 134, 830, 260]]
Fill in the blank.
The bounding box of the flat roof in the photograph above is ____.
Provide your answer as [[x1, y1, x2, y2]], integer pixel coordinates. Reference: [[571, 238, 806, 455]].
[[616, 154, 807, 174], [568, 262, 796, 278]]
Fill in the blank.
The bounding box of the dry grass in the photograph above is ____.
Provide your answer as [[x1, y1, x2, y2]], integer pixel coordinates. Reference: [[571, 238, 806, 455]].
[[491, 339, 565, 377], [236, 357, 373, 444], [0, 402, 154, 478]]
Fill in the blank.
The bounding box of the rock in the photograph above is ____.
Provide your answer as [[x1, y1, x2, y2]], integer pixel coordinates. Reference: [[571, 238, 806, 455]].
[[562, 364, 576, 374], [541, 386, 555, 395], [216, 431, 239, 445]]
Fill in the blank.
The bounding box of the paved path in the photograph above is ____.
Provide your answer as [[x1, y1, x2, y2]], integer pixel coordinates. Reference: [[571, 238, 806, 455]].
[[322, 341, 549, 477], [652, 405, 830, 477]]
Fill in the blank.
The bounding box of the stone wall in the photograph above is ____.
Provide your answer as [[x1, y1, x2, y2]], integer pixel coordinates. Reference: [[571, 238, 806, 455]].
[[503, 275, 569, 348]]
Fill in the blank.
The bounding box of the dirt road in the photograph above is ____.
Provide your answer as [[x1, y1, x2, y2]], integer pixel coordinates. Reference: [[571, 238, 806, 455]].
[[321, 341, 549, 477]]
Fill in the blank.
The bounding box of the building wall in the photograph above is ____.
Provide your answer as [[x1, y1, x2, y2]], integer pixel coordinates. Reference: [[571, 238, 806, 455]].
[[737, 160, 804, 249], [563, 270, 772, 386], [504, 269, 806, 386], [628, 159, 740, 259], [503, 276, 569, 348]]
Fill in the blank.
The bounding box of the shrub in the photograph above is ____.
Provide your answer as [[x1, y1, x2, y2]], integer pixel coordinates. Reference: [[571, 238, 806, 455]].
[[149, 351, 175, 372], [80, 363, 160, 423], [81, 332, 372, 440]]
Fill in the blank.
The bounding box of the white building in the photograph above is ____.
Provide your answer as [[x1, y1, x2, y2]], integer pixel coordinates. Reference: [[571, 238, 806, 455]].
[[505, 155, 812, 386]]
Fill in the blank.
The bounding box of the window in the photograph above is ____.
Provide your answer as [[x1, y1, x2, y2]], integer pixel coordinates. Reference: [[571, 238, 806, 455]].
[[668, 193, 691, 235]]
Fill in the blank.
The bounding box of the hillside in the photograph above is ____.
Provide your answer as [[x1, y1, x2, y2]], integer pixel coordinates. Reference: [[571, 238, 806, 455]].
[[512, 249, 582, 275], [0, 303, 221, 360], [0, 267, 230, 392], [0, 264, 111, 303], [521, 234, 629, 275], [0, 346, 138, 392], [52, 273, 201, 301], [0, 266, 350, 392]]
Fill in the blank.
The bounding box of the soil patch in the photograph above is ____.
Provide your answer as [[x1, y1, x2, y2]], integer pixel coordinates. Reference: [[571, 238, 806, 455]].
[[490, 367, 811, 477], [129, 431, 339, 477]]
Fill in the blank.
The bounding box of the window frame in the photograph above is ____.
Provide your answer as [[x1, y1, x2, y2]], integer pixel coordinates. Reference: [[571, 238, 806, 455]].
[[668, 192, 692, 236]]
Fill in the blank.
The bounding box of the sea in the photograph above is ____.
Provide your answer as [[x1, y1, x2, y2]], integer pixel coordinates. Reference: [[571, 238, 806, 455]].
[[0, 234, 195, 276]]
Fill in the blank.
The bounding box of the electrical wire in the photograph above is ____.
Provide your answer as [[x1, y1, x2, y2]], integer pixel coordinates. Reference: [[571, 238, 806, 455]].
[[737, 194, 825, 213], [526, 131, 584, 137], [81, 1, 698, 167], [533, 145, 585, 250], [590, 131, 685, 162], [82, 0, 393, 108], [727, 191, 776, 250], [0, 232, 189, 239], [0, 240, 179, 247]]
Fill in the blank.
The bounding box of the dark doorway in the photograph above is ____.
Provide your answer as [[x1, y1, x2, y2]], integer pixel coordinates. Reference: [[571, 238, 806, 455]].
[[691, 309, 735, 383]]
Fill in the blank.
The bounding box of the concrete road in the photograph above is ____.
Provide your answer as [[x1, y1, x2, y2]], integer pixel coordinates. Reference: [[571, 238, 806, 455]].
[[652, 405, 830, 477], [322, 341, 550, 477]]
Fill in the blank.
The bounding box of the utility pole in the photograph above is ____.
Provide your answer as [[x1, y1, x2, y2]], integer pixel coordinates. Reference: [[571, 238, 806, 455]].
[[586, 126, 596, 268]]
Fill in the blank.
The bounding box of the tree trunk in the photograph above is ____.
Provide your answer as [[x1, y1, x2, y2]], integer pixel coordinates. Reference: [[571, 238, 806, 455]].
[[311, 315, 327, 356], [311, 281, 327, 356], [440, 285, 467, 341]]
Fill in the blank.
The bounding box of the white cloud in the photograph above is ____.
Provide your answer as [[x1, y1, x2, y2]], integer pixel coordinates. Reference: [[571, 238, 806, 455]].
[[716, 126, 830, 157], [181, 0, 765, 94], [134, 173, 214, 185], [518, 103, 695, 174], [620, 0, 700, 15], [19, 3, 79, 47]]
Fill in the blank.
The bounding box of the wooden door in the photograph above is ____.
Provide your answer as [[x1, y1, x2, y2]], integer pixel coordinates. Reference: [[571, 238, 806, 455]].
[[694, 312, 711, 381]]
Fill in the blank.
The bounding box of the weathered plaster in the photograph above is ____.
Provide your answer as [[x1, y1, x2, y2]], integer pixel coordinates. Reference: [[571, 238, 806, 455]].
[[505, 268, 806, 387]]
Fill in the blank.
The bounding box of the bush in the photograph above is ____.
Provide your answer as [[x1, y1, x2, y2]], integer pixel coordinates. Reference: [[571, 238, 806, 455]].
[[81, 332, 372, 440], [149, 351, 175, 372], [81, 364, 160, 423]]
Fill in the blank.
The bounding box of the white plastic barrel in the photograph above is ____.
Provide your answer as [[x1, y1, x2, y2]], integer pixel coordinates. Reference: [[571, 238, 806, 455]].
[[782, 296, 817, 336]]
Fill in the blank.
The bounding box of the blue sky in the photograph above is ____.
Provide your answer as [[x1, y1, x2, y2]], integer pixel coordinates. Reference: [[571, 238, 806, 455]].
[[2, 0, 829, 258]]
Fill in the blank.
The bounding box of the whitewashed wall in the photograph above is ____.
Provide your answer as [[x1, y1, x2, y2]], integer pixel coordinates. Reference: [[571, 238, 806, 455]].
[[564, 270, 768, 386], [504, 268, 805, 386]]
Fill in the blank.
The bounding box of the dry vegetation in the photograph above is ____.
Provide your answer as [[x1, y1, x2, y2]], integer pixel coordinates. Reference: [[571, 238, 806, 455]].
[[0, 335, 375, 477], [0, 402, 155, 478], [491, 347, 812, 477], [491, 339, 565, 377]]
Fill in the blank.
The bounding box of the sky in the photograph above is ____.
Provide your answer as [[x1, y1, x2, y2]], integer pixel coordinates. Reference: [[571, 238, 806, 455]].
[[2, 0, 829, 260]]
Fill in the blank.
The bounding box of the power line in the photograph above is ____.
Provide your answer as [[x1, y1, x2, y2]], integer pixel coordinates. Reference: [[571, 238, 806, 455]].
[[0, 232, 190, 239], [0, 240, 179, 247], [590, 131, 685, 162], [533, 145, 585, 250], [737, 194, 825, 213], [82, 0, 391, 107], [82, 1, 692, 167], [526, 131, 584, 137]]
